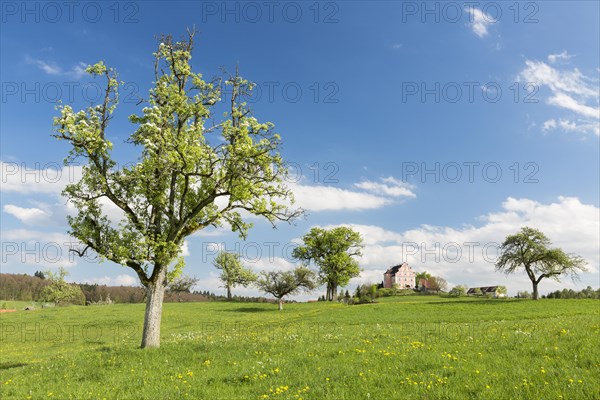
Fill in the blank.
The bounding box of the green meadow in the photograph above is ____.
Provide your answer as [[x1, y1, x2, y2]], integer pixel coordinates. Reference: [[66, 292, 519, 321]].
[[1, 296, 598, 399]]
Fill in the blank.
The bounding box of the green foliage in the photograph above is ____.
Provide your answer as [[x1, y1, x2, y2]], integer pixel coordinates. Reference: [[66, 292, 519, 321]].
[[497, 227, 587, 299], [166, 275, 199, 294], [546, 286, 600, 299], [39, 268, 85, 306], [293, 227, 363, 301], [212, 251, 257, 299], [415, 271, 431, 287], [449, 285, 468, 297]]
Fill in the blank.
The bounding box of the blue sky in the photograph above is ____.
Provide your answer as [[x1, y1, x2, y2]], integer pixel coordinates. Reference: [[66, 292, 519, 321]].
[[1, 1, 599, 297]]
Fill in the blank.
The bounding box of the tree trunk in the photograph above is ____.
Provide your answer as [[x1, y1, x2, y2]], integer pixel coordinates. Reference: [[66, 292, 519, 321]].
[[532, 282, 539, 300], [141, 268, 166, 349], [227, 286, 232, 301], [278, 298, 283, 311], [327, 284, 337, 301]]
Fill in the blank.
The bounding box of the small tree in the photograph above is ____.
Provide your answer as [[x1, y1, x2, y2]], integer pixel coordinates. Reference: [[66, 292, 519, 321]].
[[472, 288, 483, 297], [369, 284, 378, 300], [415, 271, 431, 288], [256, 267, 316, 310], [166, 274, 199, 294], [517, 291, 531, 299], [213, 251, 257, 300], [40, 268, 85, 306], [293, 227, 363, 301], [496, 227, 586, 300], [34, 271, 46, 280], [427, 276, 447, 293], [449, 285, 467, 297], [496, 285, 507, 297]]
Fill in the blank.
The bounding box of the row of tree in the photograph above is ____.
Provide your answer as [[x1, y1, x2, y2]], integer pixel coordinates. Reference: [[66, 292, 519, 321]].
[[0, 271, 278, 306], [209, 226, 364, 309], [543, 286, 599, 299]]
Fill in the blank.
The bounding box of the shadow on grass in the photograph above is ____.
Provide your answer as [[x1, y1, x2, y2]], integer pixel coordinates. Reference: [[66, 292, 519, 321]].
[[0, 362, 28, 370], [222, 307, 274, 313]]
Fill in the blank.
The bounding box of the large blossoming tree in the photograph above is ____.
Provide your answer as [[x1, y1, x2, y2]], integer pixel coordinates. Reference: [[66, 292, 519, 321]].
[[53, 29, 300, 348]]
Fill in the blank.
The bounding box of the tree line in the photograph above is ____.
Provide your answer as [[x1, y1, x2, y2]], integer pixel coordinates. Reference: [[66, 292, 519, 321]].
[[0, 271, 272, 306]]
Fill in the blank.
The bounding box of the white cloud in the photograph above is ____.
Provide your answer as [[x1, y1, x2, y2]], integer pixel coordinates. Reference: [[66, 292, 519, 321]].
[[191, 226, 230, 238], [519, 58, 599, 136], [519, 60, 598, 98], [26, 57, 61, 75], [25, 57, 88, 79], [244, 256, 296, 273], [320, 197, 599, 295], [547, 92, 599, 120], [543, 118, 599, 136], [0, 161, 129, 226], [354, 177, 416, 198], [86, 274, 139, 286], [0, 161, 82, 194], [542, 119, 558, 130], [391, 43, 403, 49], [181, 240, 190, 257], [467, 8, 494, 38], [289, 182, 392, 211], [1, 229, 80, 267], [289, 176, 415, 212], [69, 62, 88, 79], [3, 204, 51, 225], [548, 51, 573, 64]]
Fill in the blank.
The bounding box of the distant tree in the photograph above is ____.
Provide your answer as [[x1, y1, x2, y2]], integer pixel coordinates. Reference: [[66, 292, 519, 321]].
[[427, 276, 447, 293], [40, 268, 85, 306], [213, 251, 257, 300], [496, 227, 587, 300], [255, 267, 316, 310], [369, 284, 378, 300], [517, 291, 531, 299], [293, 227, 363, 301], [546, 286, 599, 299], [167, 275, 199, 294], [449, 285, 467, 297], [415, 271, 431, 288], [496, 285, 507, 297], [34, 271, 46, 280], [345, 290, 350, 298], [472, 288, 483, 296]]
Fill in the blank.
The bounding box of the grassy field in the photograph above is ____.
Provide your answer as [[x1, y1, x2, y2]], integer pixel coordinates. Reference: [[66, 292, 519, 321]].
[[1, 296, 598, 399]]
